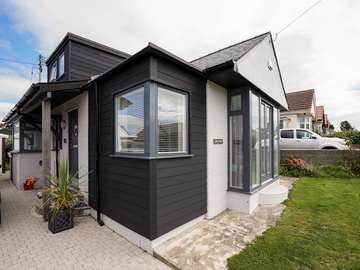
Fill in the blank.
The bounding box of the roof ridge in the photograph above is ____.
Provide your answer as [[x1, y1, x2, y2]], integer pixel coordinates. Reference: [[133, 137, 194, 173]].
[[191, 32, 270, 63], [286, 89, 314, 94]]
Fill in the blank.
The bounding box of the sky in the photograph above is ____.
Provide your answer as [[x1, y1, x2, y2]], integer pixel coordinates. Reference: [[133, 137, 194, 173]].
[[0, 0, 359, 129]]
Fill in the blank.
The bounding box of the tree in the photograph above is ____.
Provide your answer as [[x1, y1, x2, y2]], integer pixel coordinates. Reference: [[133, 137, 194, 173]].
[[340, 120, 354, 131]]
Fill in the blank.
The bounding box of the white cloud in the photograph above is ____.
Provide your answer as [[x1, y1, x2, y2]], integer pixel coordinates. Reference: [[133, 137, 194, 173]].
[[0, 102, 15, 121], [2, 0, 360, 129], [0, 72, 31, 102]]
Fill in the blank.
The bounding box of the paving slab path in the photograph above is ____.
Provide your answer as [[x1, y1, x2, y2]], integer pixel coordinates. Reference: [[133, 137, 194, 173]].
[[0, 173, 170, 270], [154, 177, 297, 270]]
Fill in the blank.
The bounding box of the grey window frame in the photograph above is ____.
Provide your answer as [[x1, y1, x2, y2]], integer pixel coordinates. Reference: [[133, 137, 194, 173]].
[[111, 81, 192, 160], [228, 91, 245, 191]]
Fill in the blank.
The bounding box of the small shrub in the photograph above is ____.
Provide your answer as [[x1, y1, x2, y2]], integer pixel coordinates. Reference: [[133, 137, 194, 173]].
[[328, 130, 360, 146], [348, 161, 360, 176], [281, 158, 313, 177]]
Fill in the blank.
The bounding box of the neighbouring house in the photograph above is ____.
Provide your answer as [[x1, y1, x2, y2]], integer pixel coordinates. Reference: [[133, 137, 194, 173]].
[[314, 106, 334, 135], [280, 89, 316, 130], [3, 32, 288, 252]]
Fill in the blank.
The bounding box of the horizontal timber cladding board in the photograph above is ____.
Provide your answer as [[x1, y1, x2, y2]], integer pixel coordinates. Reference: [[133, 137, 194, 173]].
[[153, 56, 207, 238], [88, 56, 152, 238], [157, 205, 206, 237], [69, 40, 125, 80]]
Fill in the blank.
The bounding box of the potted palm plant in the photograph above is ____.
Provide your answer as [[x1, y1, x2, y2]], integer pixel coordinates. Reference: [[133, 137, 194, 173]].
[[45, 161, 79, 234]]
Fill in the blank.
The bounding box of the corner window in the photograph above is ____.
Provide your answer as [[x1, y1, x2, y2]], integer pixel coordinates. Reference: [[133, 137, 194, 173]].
[[158, 88, 187, 153], [58, 53, 65, 77], [50, 61, 57, 81], [115, 87, 145, 153]]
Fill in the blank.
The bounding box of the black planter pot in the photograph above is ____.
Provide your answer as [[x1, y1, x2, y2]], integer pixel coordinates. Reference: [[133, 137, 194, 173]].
[[48, 208, 74, 234]]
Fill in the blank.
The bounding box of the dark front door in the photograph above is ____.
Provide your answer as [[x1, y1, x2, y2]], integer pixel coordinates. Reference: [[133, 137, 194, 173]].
[[68, 109, 79, 185]]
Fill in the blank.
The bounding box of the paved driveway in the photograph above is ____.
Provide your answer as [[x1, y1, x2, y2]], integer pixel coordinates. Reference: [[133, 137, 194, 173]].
[[0, 174, 170, 270]]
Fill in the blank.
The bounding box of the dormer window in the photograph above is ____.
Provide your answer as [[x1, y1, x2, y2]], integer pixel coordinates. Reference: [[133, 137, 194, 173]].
[[58, 53, 65, 78], [50, 61, 57, 81]]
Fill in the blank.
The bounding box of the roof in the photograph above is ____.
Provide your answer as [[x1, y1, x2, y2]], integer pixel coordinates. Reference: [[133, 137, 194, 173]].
[[46, 32, 131, 64], [2, 80, 88, 123], [286, 89, 315, 111], [191, 32, 269, 71], [315, 105, 324, 121], [86, 42, 205, 87]]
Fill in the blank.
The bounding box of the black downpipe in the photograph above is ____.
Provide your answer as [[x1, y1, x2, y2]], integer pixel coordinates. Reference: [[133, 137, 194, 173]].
[[95, 83, 104, 226]]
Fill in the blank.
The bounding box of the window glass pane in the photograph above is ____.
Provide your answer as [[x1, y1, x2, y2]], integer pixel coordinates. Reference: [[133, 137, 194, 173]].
[[300, 117, 305, 128], [281, 130, 294, 139], [273, 108, 279, 177], [23, 122, 42, 151], [13, 121, 20, 151], [251, 93, 260, 188], [230, 94, 242, 111], [158, 88, 187, 153], [230, 114, 243, 188], [265, 106, 271, 176], [115, 88, 145, 153], [50, 62, 57, 81], [296, 130, 312, 139], [58, 53, 65, 77]]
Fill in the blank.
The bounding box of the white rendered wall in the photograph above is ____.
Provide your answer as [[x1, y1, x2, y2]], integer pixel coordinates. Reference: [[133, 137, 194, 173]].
[[206, 81, 228, 219], [11, 152, 42, 189], [50, 92, 89, 199]]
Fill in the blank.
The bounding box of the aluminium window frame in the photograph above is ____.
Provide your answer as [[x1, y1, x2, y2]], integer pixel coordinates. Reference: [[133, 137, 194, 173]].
[[111, 81, 192, 160]]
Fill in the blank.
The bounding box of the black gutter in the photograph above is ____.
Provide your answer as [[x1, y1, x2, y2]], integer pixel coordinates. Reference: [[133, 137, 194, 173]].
[[95, 82, 104, 226]]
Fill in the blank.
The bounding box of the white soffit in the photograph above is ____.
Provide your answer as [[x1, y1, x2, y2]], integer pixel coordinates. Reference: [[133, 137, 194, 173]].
[[234, 35, 288, 109]]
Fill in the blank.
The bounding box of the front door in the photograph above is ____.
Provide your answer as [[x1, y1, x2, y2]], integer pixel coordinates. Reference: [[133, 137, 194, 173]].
[[68, 109, 79, 185], [260, 102, 272, 182]]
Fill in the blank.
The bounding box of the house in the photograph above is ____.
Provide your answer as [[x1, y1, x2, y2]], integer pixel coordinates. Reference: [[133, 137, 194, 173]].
[[280, 89, 316, 130], [314, 106, 333, 135], [3, 32, 288, 252]]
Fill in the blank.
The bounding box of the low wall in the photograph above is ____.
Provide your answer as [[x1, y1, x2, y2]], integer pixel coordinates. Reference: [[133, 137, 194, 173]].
[[281, 150, 360, 165], [11, 152, 42, 190]]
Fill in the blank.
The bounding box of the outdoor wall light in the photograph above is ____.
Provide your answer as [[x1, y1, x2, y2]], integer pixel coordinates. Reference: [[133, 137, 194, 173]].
[[60, 120, 66, 129]]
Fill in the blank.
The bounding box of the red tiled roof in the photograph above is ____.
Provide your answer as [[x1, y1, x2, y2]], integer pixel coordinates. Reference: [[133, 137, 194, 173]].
[[315, 105, 324, 121], [286, 89, 315, 111]]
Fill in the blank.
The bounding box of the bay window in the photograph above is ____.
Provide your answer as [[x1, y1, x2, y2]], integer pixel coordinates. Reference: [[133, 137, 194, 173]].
[[114, 83, 189, 158], [115, 87, 145, 153], [158, 87, 187, 154]]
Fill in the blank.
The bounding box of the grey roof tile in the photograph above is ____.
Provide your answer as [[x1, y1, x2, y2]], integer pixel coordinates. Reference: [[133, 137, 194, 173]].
[[191, 32, 269, 71]]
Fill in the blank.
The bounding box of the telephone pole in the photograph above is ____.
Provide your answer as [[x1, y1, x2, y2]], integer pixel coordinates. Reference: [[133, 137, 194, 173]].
[[38, 54, 45, 82]]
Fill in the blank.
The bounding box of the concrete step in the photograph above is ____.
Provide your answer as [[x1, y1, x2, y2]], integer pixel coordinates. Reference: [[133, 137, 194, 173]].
[[259, 183, 288, 205]]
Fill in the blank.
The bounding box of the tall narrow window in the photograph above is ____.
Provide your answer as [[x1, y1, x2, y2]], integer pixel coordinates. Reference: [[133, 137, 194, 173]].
[[251, 93, 260, 188], [58, 53, 65, 77], [273, 108, 279, 177], [229, 94, 243, 189], [157, 87, 187, 153], [50, 62, 57, 81], [115, 87, 145, 153], [300, 117, 305, 129], [13, 121, 20, 151]]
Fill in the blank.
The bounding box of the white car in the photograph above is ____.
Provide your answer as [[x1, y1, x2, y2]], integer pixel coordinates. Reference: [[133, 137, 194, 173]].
[[280, 128, 348, 150]]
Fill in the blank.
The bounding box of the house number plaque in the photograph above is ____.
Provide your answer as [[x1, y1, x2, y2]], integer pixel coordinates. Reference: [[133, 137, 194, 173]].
[[213, 139, 223, 145]]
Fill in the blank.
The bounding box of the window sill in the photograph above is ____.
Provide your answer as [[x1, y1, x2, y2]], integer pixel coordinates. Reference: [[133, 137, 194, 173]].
[[227, 176, 280, 194], [109, 154, 194, 160]]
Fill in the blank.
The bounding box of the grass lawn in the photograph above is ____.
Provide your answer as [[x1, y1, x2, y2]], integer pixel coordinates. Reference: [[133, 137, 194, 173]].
[[228, 178, 360, 270]]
